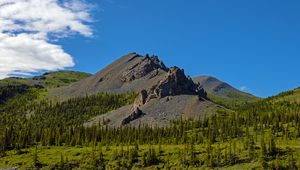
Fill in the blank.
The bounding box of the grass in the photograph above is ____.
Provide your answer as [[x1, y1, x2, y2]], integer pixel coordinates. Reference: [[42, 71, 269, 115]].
[[1, 136, 300, 169], [0, 71, 92, 107], [267, 87, 300, 103], [37, 71, 91, 88], [207, 92, 260, 110], [0, 71, 91, 88]]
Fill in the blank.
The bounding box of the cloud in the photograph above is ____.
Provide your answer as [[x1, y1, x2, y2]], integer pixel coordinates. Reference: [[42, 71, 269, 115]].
[[240, 86, 247, 92], [0, 33, 74, 79], [0, 0, 93, 79]]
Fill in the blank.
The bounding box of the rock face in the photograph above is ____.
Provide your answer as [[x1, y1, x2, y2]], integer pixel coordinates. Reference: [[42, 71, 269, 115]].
[[147, 67, 206, 99], [121, 107, 144, 125]]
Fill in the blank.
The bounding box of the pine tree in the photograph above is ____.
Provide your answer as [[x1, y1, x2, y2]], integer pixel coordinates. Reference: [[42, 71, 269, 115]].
[[33, 145, 41, 169], [248, 136, 255, 161], [260, 136, 268, 169], [60, 152, 65, 169], [268, 135, 277, 157], [190, 140, 198, 166]]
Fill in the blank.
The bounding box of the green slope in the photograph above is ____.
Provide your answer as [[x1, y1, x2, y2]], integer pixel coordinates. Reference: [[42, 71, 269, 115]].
[[0, 71, 91, 104], [266, 87, 300, 103], [1, 71, 300, 169], [0, 71, 91, 88]]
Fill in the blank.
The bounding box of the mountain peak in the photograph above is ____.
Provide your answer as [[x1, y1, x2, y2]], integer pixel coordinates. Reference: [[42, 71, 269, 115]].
[[52, 53, 206, 99], [120, 54, 168, 82], [193, 75, 259, 108]]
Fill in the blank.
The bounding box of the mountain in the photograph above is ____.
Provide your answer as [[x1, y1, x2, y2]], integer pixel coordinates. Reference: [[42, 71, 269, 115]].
[[49, 53, 221, 127], [193, 76, 259, 109], [1, 53, 260, 127], [2, 54, 300, 169]]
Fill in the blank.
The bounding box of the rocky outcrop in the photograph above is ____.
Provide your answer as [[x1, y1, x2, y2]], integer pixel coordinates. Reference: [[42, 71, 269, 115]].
[[147, 67, 206, 98], [121, 55, 168, 82], [131, 67, 207, 111], [133, 89, 148, 108], [121, 107, 144, 125]]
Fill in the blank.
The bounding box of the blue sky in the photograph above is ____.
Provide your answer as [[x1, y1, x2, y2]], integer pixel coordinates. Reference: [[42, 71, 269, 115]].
[[2, 0, 299, 97]]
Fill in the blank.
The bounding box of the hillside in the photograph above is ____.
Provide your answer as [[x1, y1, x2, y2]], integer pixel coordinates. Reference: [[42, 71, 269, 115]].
[[0, 71, 91, 104], [0, 71, 91, 88], [193, 76, 260, 109], [1, 86, 300, 169], [266, 87, 300, 103]]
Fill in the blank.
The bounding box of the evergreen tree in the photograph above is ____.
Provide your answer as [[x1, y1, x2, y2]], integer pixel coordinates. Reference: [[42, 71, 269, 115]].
[[248, 136, 255, 161], [33, 145, 41, 169]]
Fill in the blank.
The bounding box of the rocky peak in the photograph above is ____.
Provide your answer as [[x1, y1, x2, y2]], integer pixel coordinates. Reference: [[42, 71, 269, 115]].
[[148, 67, 206, 98], [131, 66, 207, 112], [121, 54, 168, 82], [145, 54, 168, 70]]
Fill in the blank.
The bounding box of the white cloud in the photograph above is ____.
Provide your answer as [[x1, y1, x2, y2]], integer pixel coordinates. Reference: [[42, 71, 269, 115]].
[[0, 0, 93, 79], [240, 86, 247, 92], [0, 33, 74, 79]]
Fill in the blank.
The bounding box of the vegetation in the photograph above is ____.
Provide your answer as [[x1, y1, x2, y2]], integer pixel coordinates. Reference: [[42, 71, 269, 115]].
[[207, 91, 260, 110], [0, 71, 91, 88], [1, 73, 300, 169], [0, 71, 91, 104]]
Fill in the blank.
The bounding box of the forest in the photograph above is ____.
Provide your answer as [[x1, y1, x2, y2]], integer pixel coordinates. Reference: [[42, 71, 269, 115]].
[[0, 84, 300, 169]]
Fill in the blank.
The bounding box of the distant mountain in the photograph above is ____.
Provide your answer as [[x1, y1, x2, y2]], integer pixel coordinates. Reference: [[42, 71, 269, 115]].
[[193, 76, 260, 109]]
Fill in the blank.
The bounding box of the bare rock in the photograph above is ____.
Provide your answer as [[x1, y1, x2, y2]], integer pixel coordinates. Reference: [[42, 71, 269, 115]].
[[132, 89, 148, 111], [121, 107, 144, 125], [121, 55, 168, 82], [146, 67, 207, 100], [129, 66, 207, 113]]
